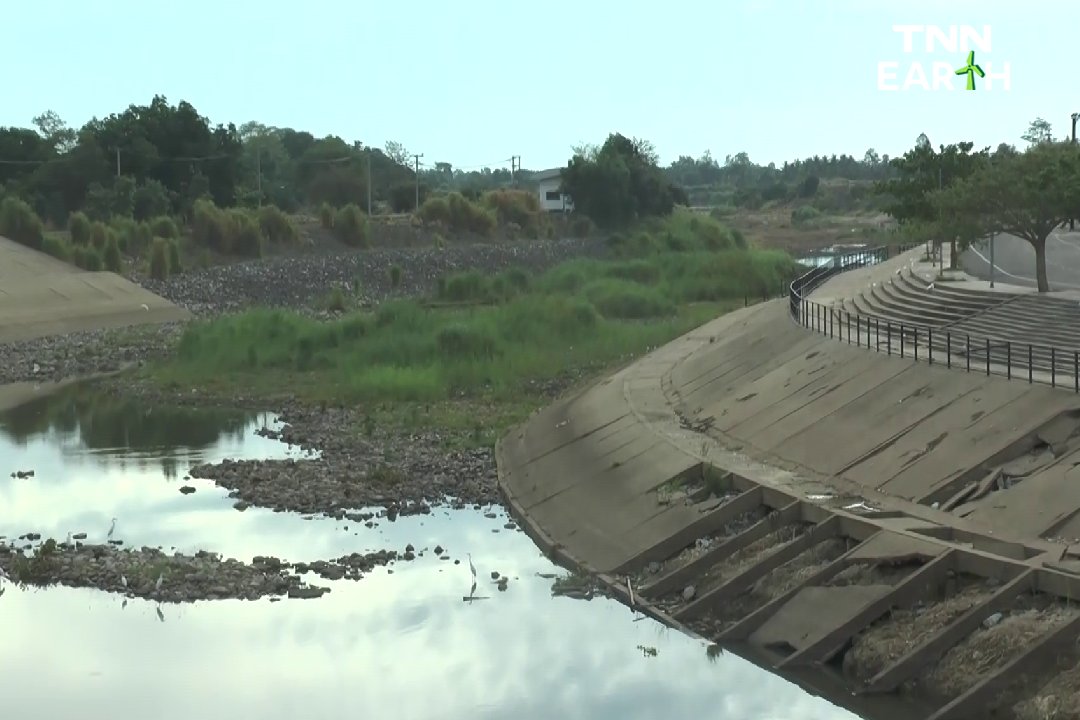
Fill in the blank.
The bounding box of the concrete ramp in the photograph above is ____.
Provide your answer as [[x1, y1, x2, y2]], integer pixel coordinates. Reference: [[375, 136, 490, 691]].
[[0, 236, 189, 343]]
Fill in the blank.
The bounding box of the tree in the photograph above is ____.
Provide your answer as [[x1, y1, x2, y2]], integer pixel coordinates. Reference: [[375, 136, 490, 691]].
[[933, 141, 1080, 291], [384, 141, 410, 167], [560, 133, 685, 228], [1022, 117, 1054, 147], [32, 111, 76, 153], [863, 148, 880, 166]]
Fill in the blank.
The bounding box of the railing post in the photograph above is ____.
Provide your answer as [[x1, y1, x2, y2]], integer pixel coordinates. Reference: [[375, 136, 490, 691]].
[[1029, 345, 1033, 384], [886, 322, 892, 355], [829, 308, 833, 338], [900, 324, 905, 358], [914, 328, 919, 361], [1052, 347, 1056, 388], [846, 311, 851, 344], [1075, 350, 1078, 393], [1007, 341, 1011, 380], [928, 328, 933, 365], [946, 332, 951, 369], [966, 334, 971, 372], [874, 318, 879, 351], [986, 338, 991, 376]]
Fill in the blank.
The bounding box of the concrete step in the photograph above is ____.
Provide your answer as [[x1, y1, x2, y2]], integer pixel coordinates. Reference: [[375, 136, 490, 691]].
[[873, 284, 970, 326], [857, 291, 937, 329], [896, 272, 1004, 313]]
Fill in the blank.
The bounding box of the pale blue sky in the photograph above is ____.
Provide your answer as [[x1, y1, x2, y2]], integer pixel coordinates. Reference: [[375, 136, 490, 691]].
[[5, 0, 1076, 172]]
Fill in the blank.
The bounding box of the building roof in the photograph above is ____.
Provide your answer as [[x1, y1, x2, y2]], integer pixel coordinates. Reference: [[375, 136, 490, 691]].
[[534, 168, 563, 181]]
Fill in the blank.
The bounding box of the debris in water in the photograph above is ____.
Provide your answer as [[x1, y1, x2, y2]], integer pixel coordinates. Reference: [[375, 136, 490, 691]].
[[637, 645, 658, 658]]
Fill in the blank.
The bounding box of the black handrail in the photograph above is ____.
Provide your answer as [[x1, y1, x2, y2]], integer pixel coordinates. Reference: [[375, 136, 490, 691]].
[[788, 244, 1080, 392]]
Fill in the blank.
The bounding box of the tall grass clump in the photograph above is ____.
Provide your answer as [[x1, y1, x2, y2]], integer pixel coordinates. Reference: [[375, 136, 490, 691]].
[[257, 205, 300, 244], [68, 211, 92, 245], [332, 204, 370, 247], [42, 234, 71, 262], [150, 215, 180, 239], [0, 197, 44, 250], [482, 189, 548, 237], [102, 235, 123, 272], [149, 238, 170, 280], [418, 193, 496, 236]]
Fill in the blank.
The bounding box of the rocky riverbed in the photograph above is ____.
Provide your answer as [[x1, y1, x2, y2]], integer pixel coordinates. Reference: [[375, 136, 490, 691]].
[[0, 540, 337, 602], [141, 237, 609, 315]]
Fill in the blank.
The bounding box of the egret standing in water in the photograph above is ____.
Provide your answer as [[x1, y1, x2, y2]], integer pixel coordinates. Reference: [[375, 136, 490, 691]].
[[467, 553, 477, 580], [155, 573, 164, 593], [107, 518, 117, 541]]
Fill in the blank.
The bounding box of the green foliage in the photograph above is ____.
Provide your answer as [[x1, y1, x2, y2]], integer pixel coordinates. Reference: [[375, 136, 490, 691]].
[[332, 204, 370, 247], [84, 177, 135, 221], [569, 215, 596, 238], [388, 265, 403, 288], [561, 134, 688, 229], [418, 193, 497, 236], [76, 245, 103, 271], [149, 238, 170, 280], [132, 179, 171, 221], [318, 202, 334, 229], [798, 175, 820, 198], [68, 211, 92, 245], [89, 220, 110, 250], [190, 199, 262, 257], [42, 234, 71, 261], [583, 278, 675, 319], [482, 189, 548, 237], [167, 239, 182, 274], [791, 205, 823, 227], [150, 215, 179, 239], [103, 235, 123, 271], [257, 204, 300, 244], [388, 182, 430, 213], [875, 140, 990, 225], [0, 197, 44, 249]]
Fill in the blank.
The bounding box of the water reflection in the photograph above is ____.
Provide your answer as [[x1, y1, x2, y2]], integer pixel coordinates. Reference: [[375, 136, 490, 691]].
[[0, 387, 863, 720]]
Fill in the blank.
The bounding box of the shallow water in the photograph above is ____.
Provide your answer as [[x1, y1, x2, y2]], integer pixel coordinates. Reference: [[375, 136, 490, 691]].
[[0, 384, 863, 720]]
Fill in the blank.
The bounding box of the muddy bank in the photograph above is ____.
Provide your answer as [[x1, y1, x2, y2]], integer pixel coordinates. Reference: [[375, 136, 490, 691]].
[[141, 237, 608, 315], [0, 540, 332, 602]]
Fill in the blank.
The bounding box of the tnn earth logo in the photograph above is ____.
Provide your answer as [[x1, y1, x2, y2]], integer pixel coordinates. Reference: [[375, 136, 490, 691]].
[[878, 25, 1011, 92]]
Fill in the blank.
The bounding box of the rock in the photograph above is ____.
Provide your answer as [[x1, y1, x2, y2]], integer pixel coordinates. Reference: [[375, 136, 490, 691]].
[[405, 544, 414, 553], [288, 586, 328, 599], [490, 570, 500, 580], [403, 551, 415, 561], [72, 533, 87, 541], [233, 501, 250, 511], [983, 612, 1004, 629], [682, 585, 696, 601], [648, 562, 661, 574], [484, 512, 497, 519], [179, 486, 196, 495], [434, 545, 444, 555], [497, 578, 508, 591]]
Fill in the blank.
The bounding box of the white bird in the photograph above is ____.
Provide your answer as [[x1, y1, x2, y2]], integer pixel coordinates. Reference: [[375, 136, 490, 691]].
[[896, 268, 902, 276], [927, 282, 935, 291], [107, 518, 116, 541], [156, 605, 165, 622], [467, 553, 477, 580], [120, 574, 127, 588], [140, 303, 149, 312], [155, 573, 164, 592], [31, 362, 39, 374], [66, 532, 72, 547]]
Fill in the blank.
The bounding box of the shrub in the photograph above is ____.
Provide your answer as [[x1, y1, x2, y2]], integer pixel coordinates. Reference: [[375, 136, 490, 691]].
[[569, 215, 596, 238], [68, 211, 92, 246], [792, 205, 823, 227], [332, 204, 370, 247], [81, 247, 103, 271], [89, 221, 110, 250], [42, 234, 71, 262], [0, 197, 44, 250], [388, 265, 403, 289], [150, 215, 179, 239], [417, 192, 496, 236], [227, 209, 263, 257], [483, 189, 544, 234], [167, 239, 182, 274], [604, 260, 662, 285], [133, 179, 171, 221], [149, 238, 170, 280], [191, 199, 230, 252], [435, 324, 499, 360], [257, 205, 299, 244], [103, 236, 122, 272], [318, 202, 334, 229]]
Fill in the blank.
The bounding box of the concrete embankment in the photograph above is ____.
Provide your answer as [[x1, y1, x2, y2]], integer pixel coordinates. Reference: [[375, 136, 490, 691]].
[[0, 236, 188, 344], [498, 254, 1080, 720]]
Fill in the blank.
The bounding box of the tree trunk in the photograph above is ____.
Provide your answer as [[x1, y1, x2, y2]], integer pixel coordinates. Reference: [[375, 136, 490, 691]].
[[949, 236, 958, 269], [1034, 237, 1050, 292]]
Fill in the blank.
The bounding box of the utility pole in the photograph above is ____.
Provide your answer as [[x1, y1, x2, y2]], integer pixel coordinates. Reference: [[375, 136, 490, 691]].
[[116, 148, 121, 178], [256, 148, 262, 206], [366, 150, 372, 215], [1071, 113, 1078, 230], [411, 153, 424, 211], [510, 155, 521, 186]]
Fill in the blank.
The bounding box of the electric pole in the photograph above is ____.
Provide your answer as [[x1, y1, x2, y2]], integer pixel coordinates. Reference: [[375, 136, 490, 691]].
[[116, 148, 121, 178], [411, 153, 424, 211], [256, 148, 262, 206], [510, 155, 521, 186], [1071, 113, 1078, 230], [366, 150, 372, 215]]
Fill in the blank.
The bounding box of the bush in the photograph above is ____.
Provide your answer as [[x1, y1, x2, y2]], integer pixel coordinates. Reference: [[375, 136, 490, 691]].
[[791, 205, 823, 227], [388, 265, 403, 289], [583, 279, 676, 319], [68, 212, 92, 246], [482, 189, 546, 236], [89, 221, 111, 251], [42, 234, 71, 262], [257, 205, 299, 244], [80, 247, 103, 271], [150, 215, 179, 239], [191, 200, 262, 257], [436, 324, 499, 360], [149, 238, 170, 280], [569, 215, 596, 238], [318, 202, 334, 229], [167, 239, 182, 274], [102, 236, 122, 272], [332, 204, 370, 247], [0, 197, 44, 250], [417, 193, 496, 236], [227, 209, 263, 257], [133, 179, 171, 221]]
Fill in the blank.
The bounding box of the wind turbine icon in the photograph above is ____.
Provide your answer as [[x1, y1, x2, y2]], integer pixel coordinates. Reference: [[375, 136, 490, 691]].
[[955, 51, 985, 91]]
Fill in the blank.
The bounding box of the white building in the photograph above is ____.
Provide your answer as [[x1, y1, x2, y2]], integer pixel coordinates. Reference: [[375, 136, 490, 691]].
[[535, 168, 574, 213]]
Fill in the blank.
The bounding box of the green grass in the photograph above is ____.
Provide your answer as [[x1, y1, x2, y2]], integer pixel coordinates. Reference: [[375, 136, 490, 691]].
[[146, 212, 801, 442]]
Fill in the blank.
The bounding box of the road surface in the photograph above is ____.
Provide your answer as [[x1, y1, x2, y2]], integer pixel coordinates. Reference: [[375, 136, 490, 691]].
[[961, 228, 1080, 291]]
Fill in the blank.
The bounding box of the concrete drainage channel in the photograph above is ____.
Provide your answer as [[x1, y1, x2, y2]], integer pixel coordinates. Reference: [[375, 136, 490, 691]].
[[501, 460, 1080, 720]]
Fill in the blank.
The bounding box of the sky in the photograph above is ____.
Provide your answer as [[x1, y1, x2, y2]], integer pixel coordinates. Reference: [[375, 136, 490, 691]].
[[4, 0, 1077, 173]]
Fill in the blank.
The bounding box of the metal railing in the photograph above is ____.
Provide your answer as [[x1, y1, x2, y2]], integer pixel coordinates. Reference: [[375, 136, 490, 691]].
[[788, 245, 1080, 392]]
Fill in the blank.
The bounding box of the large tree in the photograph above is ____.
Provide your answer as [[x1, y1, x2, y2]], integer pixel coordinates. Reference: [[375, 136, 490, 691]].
[[932, 141, 1080, 292]]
